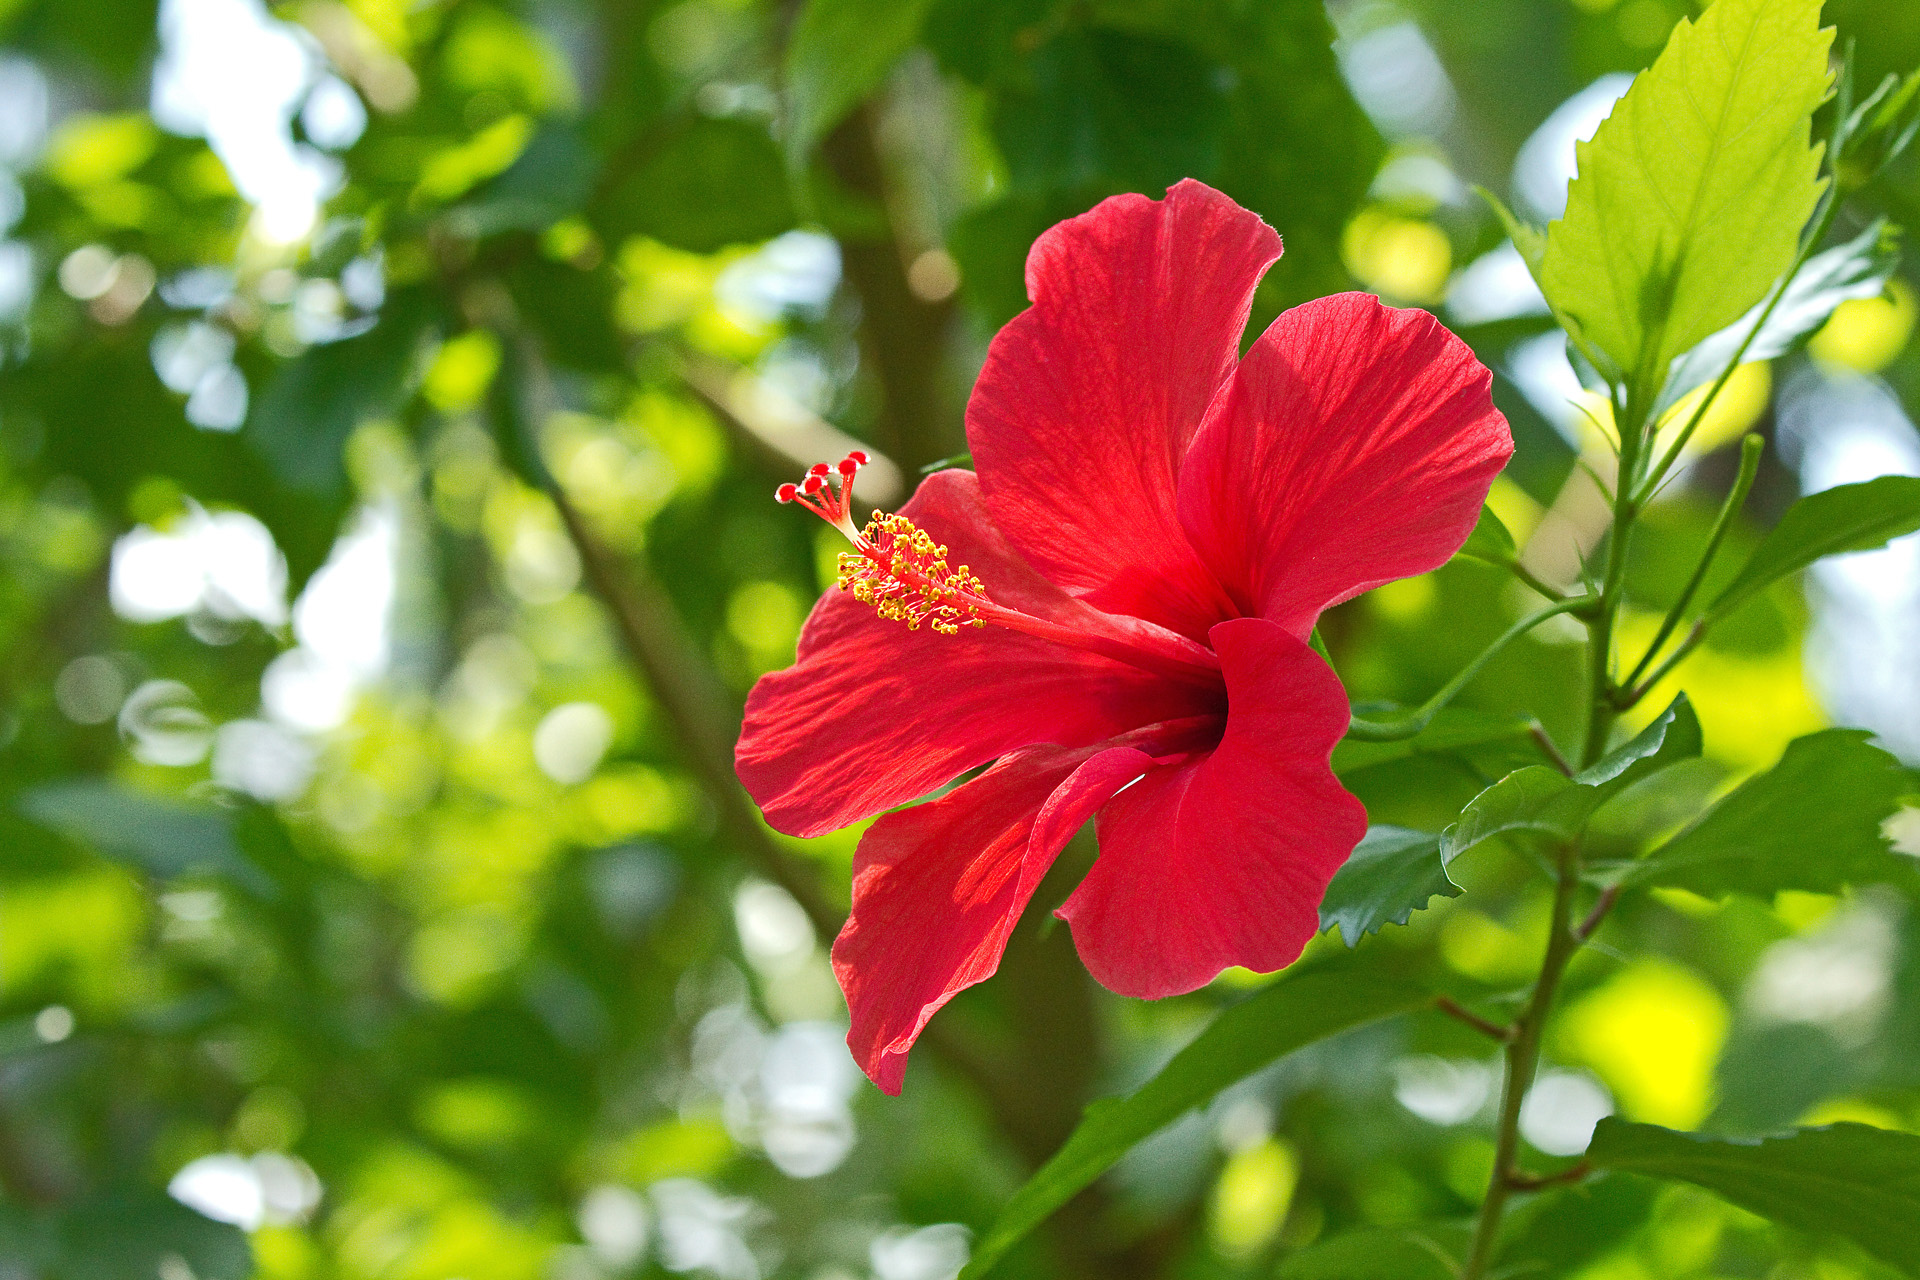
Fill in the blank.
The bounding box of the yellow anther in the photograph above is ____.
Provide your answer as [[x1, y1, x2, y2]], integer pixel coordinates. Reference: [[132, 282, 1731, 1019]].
[[837, 513, 988, 635]]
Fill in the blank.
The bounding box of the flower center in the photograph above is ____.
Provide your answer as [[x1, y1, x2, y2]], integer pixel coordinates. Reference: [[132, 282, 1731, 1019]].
[[776, 454, 1221, 683], [777, 452, 990, 636]]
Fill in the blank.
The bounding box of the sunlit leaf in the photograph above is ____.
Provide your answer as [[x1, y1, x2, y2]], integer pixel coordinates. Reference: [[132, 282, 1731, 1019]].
[[1657, 220, 1902, 417], [1539, 0, 1832, 387], [1585, 1119, 1920, 1274], [960, 962, 1428, 1279], [1625, 730, 1916, 898], [1710, 475, 1920, 617]]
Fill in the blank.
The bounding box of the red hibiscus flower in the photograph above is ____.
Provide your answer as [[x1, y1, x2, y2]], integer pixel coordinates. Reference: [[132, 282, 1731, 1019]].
[[736, 180, 1512, 1094]]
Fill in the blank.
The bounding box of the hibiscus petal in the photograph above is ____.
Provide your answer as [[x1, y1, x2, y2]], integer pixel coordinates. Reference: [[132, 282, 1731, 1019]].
[[1176, 292, 1513, 638], [737, 470, 1219, 837], [968, 179, 1279, 639], [1058, 617, 1367, 998], [834, 741, 1158, 1094]]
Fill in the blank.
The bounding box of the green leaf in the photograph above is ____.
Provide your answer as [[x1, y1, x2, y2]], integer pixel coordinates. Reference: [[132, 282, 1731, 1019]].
[[1539, 0, 1832, 387], [55, 1192, 252, 1280], [1710, 475, 1920, 617], [1319, 827, 1460, 946], [248, 292, 432, 496], [1657, 220, 1901, 417], [1476, 185, 1614, 379], [784, 0, 939, 165], [1444, 696, 1700, 863], [1442, 766, 1582, 861], [1480, 186, 1547, 277], [1454, 504, 1517, 566], [594, 117, 795, 253], [1626, 730, 1916, 898], [1585, 1119, 1920, 1274], [991, 29, 1228, 196], [959, 963, 1427, 1279], [1332, 707, 1538, 777], [18, 781, 274, 898], [1273, 1224, 1469, 1279], [1576, 693, 1704, 787], [1497, 1174, 1660, 1275]]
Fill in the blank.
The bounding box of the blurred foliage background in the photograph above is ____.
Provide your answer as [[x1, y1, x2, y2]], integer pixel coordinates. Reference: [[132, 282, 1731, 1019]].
[[2, 0, 1920, 1278]]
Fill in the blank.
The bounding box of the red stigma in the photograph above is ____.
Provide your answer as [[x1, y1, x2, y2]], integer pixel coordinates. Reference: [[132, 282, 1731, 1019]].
[[772, 449, 872, 535]]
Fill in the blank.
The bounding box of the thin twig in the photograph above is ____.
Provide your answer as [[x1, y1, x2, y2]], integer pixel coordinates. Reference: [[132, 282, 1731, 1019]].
[[552, 490, 847, 938], [1620, 434, 1763, 694], [1529, 723, 1574, 776], [1435, 996, 1516, 1043], [1576, 884, 1622, 943], [1505, 1160, 1592, 1192]]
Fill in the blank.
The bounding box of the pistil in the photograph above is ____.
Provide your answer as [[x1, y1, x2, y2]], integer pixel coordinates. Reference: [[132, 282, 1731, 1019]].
[[777, 454, 1221, 684]]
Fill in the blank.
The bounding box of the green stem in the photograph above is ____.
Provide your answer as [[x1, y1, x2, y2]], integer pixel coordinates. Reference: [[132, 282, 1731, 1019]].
[[1345, 596, 1596, 741], [1620, 434, 1764, 694], [1451, 550, 1568, 603], [1623, 620, 1707, 708], [1580, 378, 1654, 765], [1458, 842, 1585, 1280]]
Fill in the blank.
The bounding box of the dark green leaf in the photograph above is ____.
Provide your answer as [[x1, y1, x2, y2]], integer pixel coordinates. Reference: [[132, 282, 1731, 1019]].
[[1441, 766, 1582, 862], [55, 1192, 251, 1280], [1657, 220, 1902, 417], [992, 30, 1227, 196], [959, 963, 1427, 1279], [1444, 696, 1699, 863], [247, 292, 432, 496], [18, 781, 273, 898], [1539, 0, 1832, 383], [784, 0, 939, 164], [1710, 476, 1920, 617], [1576, 694, 1702, 787], [1627, 729, 1916, 898], [1320, 827, 1460, 946], [1274, 1224, 1469, 1279], [1585, 1119, 1920, 1274], [1498, 1174, 1660, 1275], [594, 117, 794, 253]]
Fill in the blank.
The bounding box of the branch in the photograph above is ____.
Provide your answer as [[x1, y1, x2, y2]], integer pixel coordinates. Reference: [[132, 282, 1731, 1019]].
[[1436, 995, 1516, 1043], [552, 489, 846, 937], [1505, 1160, 1591, 1192]]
